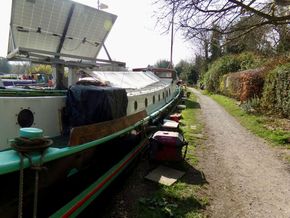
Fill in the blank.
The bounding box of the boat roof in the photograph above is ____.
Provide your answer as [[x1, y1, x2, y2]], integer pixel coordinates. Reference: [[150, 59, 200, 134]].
[[92, 70, 162, 89], [132, 67, 176, 73], [90, 70, 173, 96], [132, 67, 177, 79]]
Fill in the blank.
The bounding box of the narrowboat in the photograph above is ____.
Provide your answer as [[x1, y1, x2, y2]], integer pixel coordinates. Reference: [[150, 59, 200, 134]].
[[0, 0, 182, 216]]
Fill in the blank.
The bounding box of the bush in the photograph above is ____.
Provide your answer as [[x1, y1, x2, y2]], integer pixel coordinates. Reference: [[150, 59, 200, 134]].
[[220, 68, 266, 101], [204, 55, 240, 92], [261, 63, 290, 118], [239, 68, 266, 101], [204, 52, 264, 93], [240, 96, 261, 114], [220, 72, 242, 99], [239, 52, 263, 70]]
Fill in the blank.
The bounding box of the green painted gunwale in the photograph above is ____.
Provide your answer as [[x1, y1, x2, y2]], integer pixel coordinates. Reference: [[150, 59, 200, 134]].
[[0, 89, 67, 97]]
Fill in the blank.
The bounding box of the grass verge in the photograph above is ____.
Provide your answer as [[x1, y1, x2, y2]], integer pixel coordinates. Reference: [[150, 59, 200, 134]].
[[137, 92, 207, 218], [210, 94, 290, 148]]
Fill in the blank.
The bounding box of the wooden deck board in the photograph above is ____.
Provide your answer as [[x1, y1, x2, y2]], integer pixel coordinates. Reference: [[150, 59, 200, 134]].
[[68, 110, 147, 146]]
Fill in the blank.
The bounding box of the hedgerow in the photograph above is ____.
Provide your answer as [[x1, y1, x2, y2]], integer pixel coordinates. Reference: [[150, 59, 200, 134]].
[[221, 68, 266, 102], [261, 63, 290, 118], [204, 52, 264, 93]]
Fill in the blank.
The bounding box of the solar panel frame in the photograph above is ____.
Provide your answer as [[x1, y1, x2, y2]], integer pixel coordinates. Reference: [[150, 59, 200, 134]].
[[8, 0, 117, 61]]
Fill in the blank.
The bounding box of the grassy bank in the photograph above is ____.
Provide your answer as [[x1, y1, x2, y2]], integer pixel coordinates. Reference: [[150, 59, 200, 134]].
[[137, 92, 207, 218], [210, 94, 290, 148]]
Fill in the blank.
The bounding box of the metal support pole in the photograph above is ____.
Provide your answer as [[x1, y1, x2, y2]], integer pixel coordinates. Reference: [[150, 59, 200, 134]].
[[68, 67, 79, 87], [55, 64, 66, 90], [169, 4, 175, 69], [103, 44, 112, 61]]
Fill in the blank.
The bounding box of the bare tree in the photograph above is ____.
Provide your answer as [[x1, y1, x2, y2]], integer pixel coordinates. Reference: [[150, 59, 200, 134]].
[[154, 0, 290, 43]]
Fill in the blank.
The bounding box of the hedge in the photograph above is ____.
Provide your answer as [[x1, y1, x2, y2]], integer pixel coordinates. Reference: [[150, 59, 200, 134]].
[[204, 52, 264, 93], [220, 68, 267, 102], [261, 63, 290, 118]]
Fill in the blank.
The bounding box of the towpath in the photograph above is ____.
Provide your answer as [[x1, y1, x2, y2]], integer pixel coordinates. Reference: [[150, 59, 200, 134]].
[[190, 88, 290, 218]]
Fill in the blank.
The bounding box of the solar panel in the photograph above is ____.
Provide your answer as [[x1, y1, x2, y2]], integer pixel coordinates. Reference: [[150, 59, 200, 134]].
[[8, 0, 117, 60]]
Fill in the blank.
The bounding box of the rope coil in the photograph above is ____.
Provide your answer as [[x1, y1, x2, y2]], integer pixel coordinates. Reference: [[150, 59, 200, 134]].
[[11, 137, 53, 153]]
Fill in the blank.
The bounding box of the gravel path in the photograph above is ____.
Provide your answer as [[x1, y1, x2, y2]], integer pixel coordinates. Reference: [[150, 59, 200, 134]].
[[190, 88, 290, 218]]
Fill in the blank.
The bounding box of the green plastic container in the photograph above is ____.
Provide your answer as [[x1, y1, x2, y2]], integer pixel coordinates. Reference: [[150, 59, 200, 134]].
[[19, 127, 43, 139]]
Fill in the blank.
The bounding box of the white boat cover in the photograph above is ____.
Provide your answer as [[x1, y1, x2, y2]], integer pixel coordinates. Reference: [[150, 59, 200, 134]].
[[92, 71, 161, 89]]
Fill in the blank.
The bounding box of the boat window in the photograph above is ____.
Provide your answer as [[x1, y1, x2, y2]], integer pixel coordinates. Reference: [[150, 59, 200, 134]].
[[166, 90, 168, 97], [134, 101, 138, 111], [17, 109, 34, 127], [158, 94, 160, 101], [145, 98, 148, 107], [169, 89, 171, 95], [162, 92, 165, 99], [153, 96, 155, 104]]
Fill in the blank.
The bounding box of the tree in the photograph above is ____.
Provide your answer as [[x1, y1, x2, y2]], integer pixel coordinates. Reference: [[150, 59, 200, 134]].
[[276, 24, 290, 52], [154, 59, 171, 68], [224, 15, 273, 54], [195, 55, 208, 79], [188, 66, 199, 84], [175, 60, 199, 84], [155, 0, 290, 46], [10, 61, 30, 74], [175, 60, 189, 78], [27, 64, 53, 75], [209, 24, 222, 61]]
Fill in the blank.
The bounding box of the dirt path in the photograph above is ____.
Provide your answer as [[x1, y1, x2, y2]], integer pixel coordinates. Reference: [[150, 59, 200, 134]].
[[190, 88, 290, 218]]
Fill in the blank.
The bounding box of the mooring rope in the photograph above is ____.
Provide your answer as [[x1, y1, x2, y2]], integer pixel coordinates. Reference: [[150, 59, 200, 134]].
[[26, 151, 47, 218], [18, 153, 24, 218], [11, 137, 52, 218]]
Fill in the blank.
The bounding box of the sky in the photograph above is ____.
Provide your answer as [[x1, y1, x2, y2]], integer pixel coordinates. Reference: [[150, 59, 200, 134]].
[[0, 0, 194, 69]]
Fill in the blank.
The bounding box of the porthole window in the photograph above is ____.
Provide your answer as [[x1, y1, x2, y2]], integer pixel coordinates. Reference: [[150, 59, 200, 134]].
[[134, 101, 138, 111], [158, 94, 160, 101], [18, 109, 34, 127], [153, 96, 155, 104], [145, 98, 148, 107]]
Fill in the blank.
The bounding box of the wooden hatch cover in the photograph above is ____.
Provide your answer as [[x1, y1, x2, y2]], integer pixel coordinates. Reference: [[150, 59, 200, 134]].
[[68, 110, 147, 146]]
